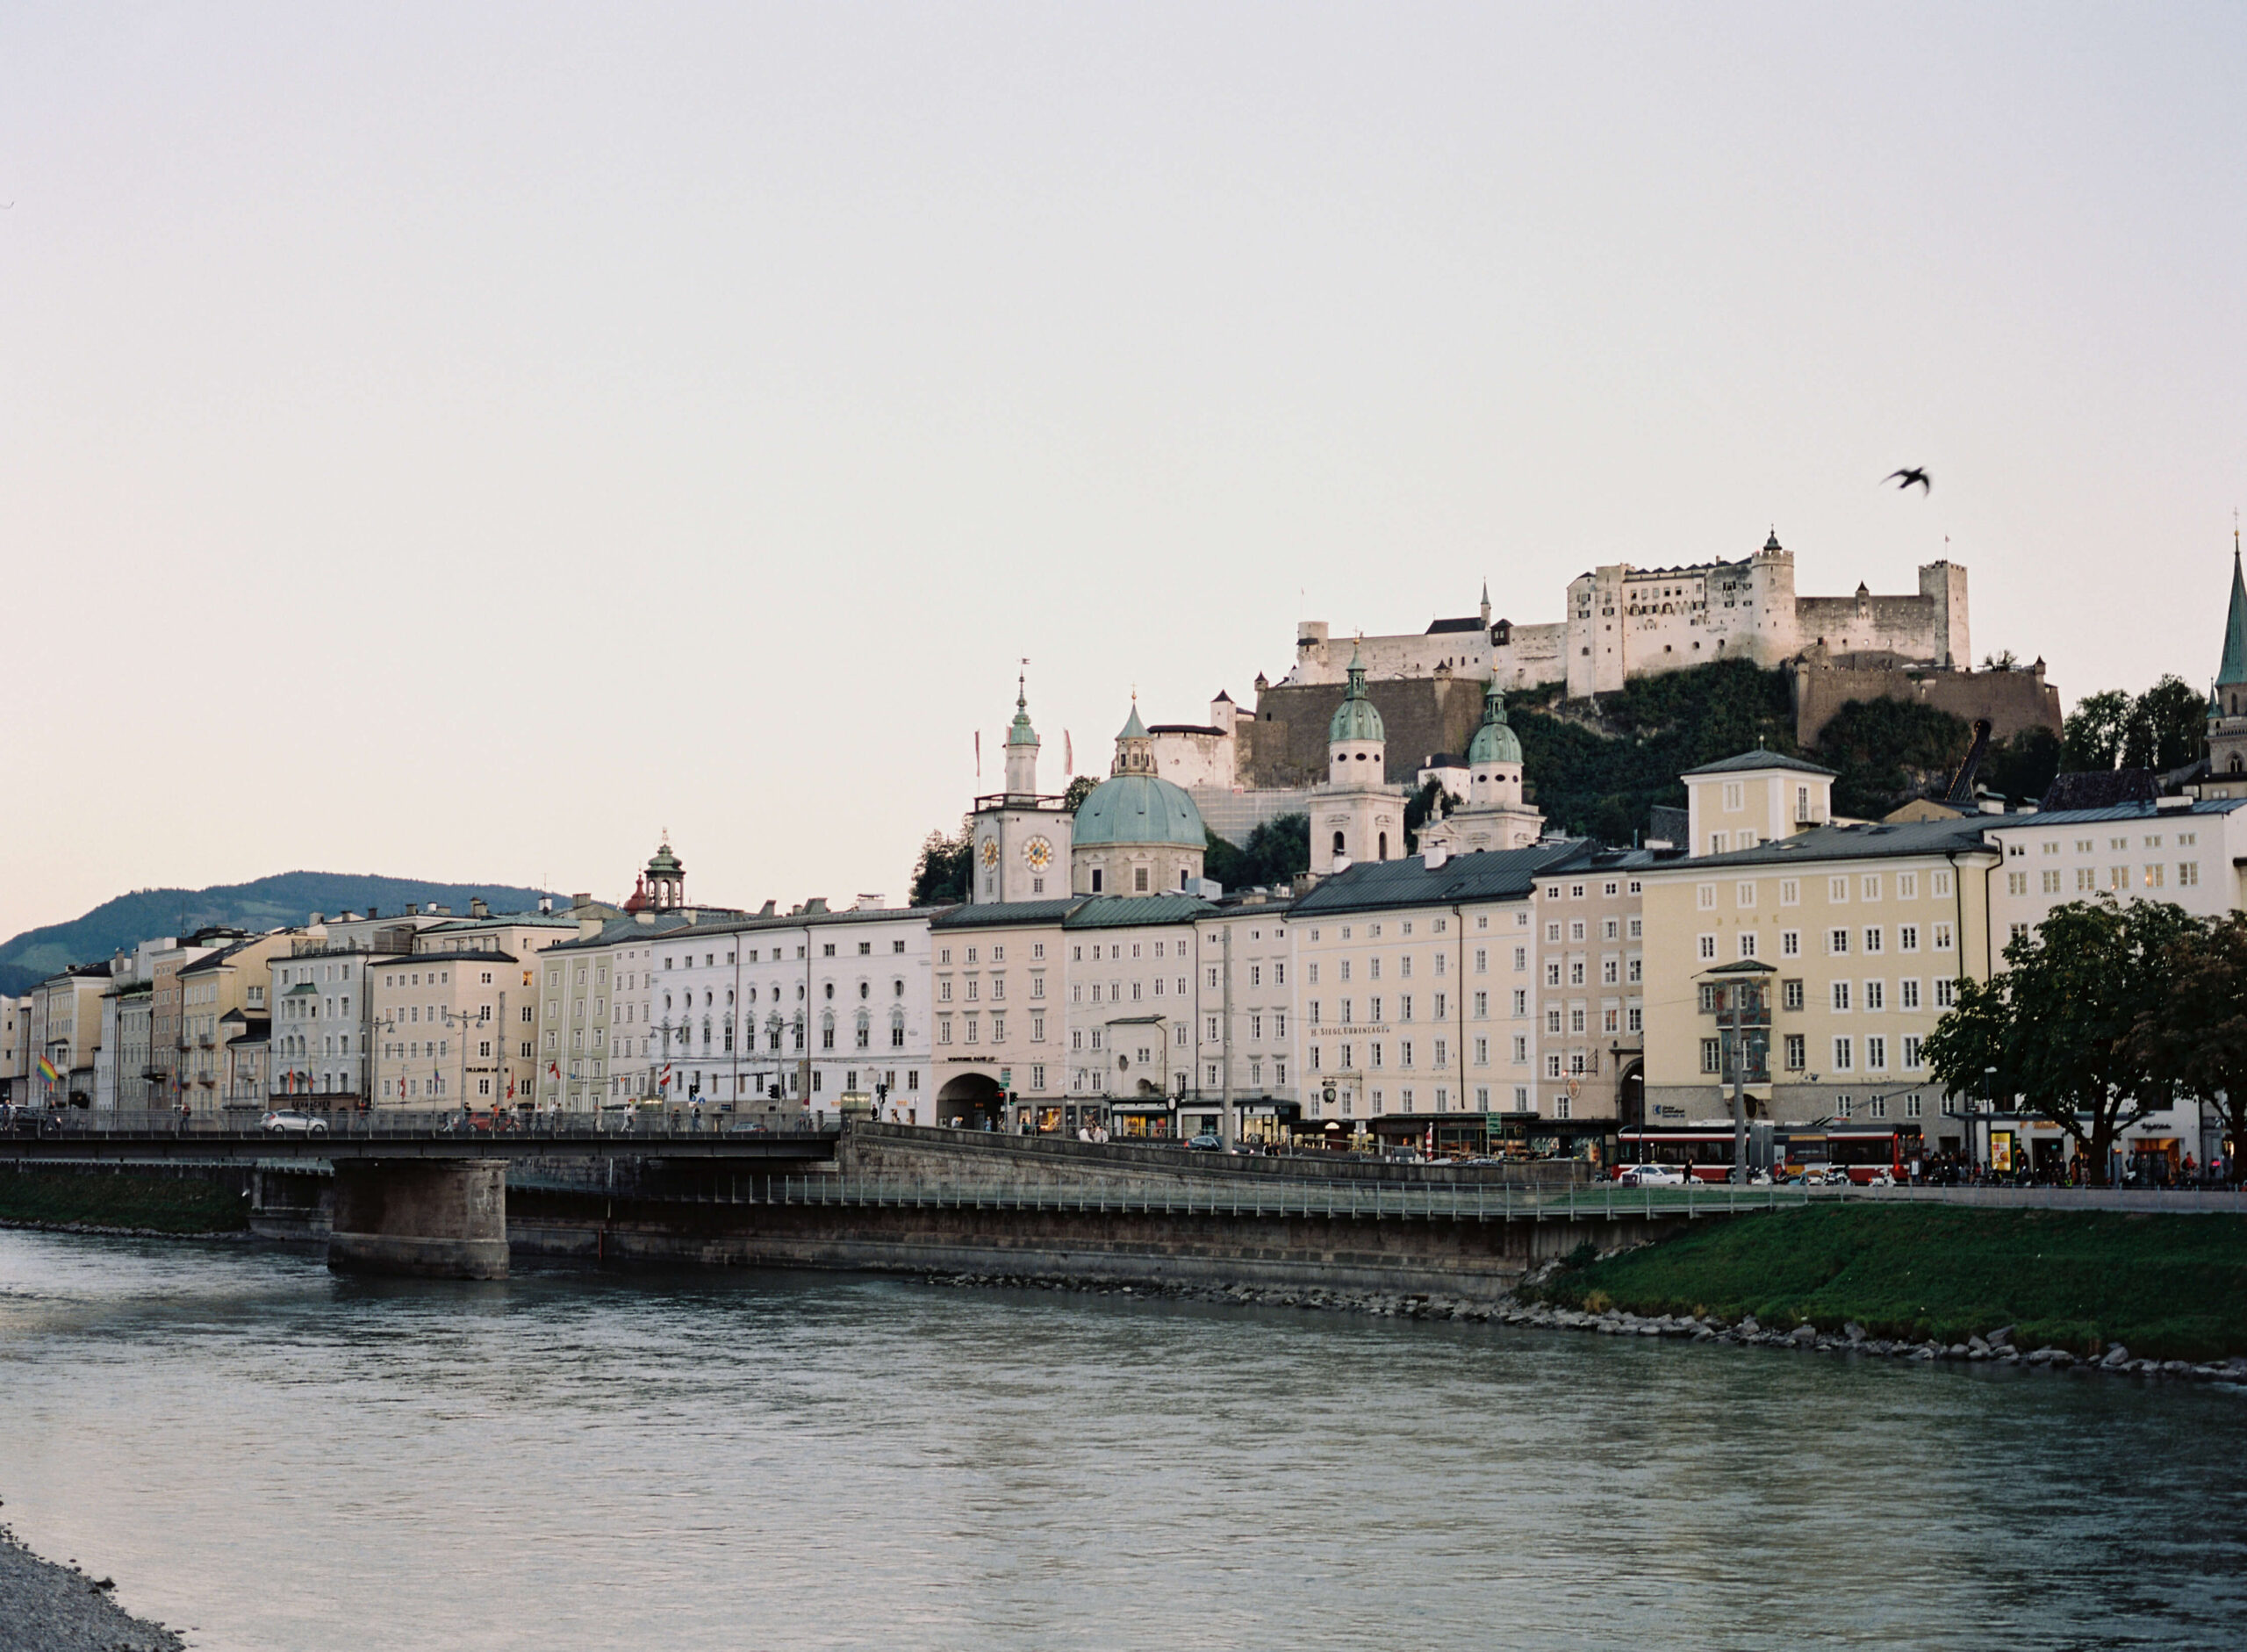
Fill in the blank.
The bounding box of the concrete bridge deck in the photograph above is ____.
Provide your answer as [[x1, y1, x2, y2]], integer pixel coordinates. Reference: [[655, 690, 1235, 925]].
[[0, 1123, 841, 1166]]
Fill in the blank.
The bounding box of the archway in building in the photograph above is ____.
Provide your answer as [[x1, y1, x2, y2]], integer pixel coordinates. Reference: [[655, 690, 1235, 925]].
[[937, 1071, 1005, 1131], [1618, 1060, 1646, 1131]]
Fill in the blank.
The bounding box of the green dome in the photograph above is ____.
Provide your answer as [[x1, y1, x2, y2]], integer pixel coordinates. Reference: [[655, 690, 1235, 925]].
[[1467, 683, 1521, 766], [1006, 682, 1037, 748], [1073, 773, 1207, 849], [1328, 646, 1384, 744]]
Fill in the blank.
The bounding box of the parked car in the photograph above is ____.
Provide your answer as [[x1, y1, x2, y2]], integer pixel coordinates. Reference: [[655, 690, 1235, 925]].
[[260, 1110, 329, 1137], [1186, 1132, 1224, 1151], [1618, 1164, 1686, 1187]]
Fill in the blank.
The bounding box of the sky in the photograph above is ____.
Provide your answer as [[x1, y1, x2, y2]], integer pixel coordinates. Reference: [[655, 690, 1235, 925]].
[[4, 3, 2244, 943]]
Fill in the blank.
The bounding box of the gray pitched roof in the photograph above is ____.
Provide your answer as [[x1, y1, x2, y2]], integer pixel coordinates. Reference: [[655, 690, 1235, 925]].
[[1064, 894, 1215, 930], [2038, 769, 2161, 812], [1679, 750, 1837, 779], [931, 899, 1086, 930], [1290, 840, 1594, 918], [1648, 815, 1994, 871]]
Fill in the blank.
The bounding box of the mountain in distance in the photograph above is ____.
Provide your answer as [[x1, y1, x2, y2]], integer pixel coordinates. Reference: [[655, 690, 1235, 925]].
[[0, 872, 565, 998]]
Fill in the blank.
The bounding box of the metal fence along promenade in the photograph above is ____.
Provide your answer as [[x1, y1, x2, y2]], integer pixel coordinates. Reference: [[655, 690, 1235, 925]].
[[503, 1172, 2247, 1219]]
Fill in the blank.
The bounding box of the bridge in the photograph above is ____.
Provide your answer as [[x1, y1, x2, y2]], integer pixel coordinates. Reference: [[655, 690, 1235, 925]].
[[18, 1115, 2215, 1290], [0, 1112, 840, 1278]]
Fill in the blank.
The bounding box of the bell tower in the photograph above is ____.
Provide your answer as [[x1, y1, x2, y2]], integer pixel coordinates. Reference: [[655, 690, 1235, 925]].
[[971, 672, 1072, 903]]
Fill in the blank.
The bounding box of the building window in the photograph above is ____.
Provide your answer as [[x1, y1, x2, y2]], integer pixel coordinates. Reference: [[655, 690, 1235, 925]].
[[1832, 1037, 1853, 1072], [1784, 1033, 1805, 1070]]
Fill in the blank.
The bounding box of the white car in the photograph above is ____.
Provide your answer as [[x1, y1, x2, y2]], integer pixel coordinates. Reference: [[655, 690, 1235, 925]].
[[261, 1110, 329, 1136], [1619, 1164, 1687, 1187]]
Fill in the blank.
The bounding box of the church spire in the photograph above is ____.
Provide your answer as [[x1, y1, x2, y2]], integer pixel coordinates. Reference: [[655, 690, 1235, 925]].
[[2221, 528, 2247, 690]]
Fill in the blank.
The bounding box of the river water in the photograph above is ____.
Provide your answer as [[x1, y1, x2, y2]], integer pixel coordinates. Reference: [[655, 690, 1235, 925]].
[[2, 1230, 2243, 1652]]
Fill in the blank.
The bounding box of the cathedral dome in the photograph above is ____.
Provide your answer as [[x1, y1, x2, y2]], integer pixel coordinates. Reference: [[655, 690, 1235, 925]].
[[1467, 685, 1521, 766], [1073, 772, 1207, 849], [1328, 645, 1385, 743]]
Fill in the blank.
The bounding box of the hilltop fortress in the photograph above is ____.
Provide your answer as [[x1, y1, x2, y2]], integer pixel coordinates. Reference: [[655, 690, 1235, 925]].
[[1289, 531, 1967, 695], [1143, 532, 2058, 838]]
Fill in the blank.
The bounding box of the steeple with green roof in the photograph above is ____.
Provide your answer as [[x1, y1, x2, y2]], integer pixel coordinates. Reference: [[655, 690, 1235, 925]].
[[2221, 528, 2247, 692]]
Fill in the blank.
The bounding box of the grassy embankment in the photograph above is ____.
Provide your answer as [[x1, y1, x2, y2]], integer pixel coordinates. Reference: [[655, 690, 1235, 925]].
[[0, 1167, 248, 1234], [1531, 1203, 2247, 1361]]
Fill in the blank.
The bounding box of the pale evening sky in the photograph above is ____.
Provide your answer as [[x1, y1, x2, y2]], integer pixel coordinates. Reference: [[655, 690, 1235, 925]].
[[4, 4, 2243, 943]]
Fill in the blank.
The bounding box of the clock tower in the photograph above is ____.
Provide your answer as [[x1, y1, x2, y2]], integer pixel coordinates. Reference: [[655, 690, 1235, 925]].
[[971, 674, 1073, 904]]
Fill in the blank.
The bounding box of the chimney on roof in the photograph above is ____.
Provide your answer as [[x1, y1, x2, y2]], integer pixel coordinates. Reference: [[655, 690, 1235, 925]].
[[759, 900, 777, 916], [855, 894, 887, 910], [804, 898, 829, 915], [469, 897, 489, 919], [425, 902, 438, 915], [310, 914, 325, 925], [539, 896, 556, 915], [366, 907, 378, 919]]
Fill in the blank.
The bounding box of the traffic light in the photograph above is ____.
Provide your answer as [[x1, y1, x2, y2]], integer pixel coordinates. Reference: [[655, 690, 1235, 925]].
[[768, 1083, 782, 1100], [875, 1082, 889, 1101]]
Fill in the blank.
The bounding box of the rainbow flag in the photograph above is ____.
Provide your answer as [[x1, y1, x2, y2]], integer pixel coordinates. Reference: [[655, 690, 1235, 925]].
[[37, 1057, 61, 1082]]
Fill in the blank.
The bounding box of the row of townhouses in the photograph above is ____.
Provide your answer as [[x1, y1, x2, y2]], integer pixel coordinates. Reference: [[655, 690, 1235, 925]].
[[10, 564, 2247, 1174]]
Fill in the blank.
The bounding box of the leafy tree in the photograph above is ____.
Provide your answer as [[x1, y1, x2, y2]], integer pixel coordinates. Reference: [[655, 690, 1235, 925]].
[[2120, 675, 2207, 773], [1981, 725, 2062, 808], [1403, 779, 1461, 851], [1203, 815, 1309, 892], [2061, 690, 2131, 771], [1813, 699, 1971, 819], [908, 824, 973, 906], [1922, 896, 2200, 1184], [2126, 914, 2247, 1185], [1981, 650, 2020, 672], [1061, 774, 1100, 813]]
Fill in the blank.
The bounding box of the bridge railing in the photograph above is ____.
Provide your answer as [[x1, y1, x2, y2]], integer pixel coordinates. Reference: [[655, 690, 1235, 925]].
[[541, 1174, 2247, 1219], [533, 1173, 1841, 1222], [3, 1107, 844, 1143]]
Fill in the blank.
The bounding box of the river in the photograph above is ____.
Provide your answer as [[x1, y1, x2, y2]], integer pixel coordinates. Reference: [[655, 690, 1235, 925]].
[[1, 1229, 2242, 1651]]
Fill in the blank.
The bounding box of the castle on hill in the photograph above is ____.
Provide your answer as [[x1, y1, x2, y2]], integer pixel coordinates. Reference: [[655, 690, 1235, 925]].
[[1286, 530, 1967, 697], [1135, 531, 2058, 841]]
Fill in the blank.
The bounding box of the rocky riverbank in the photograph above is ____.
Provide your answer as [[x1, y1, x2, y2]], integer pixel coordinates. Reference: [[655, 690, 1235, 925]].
[[0, 1521, 184, 1652], [921, 1269, 2247, 1387]]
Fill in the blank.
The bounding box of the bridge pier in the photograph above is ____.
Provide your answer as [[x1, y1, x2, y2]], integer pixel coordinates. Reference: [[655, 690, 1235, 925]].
[[327, 1159, 508, 1280]]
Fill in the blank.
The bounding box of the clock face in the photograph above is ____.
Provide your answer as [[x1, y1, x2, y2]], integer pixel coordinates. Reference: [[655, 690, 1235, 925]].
[[1023, 836, 1053, 872], [980, 838, 1000, 869]]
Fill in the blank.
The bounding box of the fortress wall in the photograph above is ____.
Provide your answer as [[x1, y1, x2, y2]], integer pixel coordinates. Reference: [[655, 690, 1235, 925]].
[[1245, 677, 1489, 789], [1793, 594, 1951, 662], [1491, 622, 1566, 690], [1290, 624, 1490, 687], [1790, 664, 2063, 748], [1147, 728, 1235, 789]]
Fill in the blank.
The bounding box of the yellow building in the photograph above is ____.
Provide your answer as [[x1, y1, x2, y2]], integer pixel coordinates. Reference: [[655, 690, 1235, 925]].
[[370, 951, 520, 1109], [177, 934, 297, 1118], [1640, 753, 1999, 1139]]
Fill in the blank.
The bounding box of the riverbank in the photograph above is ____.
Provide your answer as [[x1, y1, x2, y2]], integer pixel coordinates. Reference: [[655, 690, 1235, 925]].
[[1525, 1203, 2247, 1361], [919, 1267, 2247, 1383], [0, 1168, 248, 1237], [0, 1522, 183, 1652]]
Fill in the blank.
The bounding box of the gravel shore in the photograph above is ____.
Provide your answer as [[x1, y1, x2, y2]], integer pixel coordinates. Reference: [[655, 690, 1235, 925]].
[[922, 1269, 2247, 1385], [0, 1522, 183, 1652]]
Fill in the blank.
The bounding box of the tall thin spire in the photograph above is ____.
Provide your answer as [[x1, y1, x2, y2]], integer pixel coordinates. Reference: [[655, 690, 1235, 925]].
[[2222, 528, 2247, 690]]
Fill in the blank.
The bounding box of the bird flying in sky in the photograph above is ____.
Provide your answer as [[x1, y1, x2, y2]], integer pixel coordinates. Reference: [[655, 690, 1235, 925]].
[[1884, 468, 1931, 493]]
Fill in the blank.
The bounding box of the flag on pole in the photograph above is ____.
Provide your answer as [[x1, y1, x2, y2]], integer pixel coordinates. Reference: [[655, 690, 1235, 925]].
[[1064, 730, 1073, 772], [659, 1063, 672, 1092], [548, 1061, 560, 1080], [37, 1057, 59, 1082]]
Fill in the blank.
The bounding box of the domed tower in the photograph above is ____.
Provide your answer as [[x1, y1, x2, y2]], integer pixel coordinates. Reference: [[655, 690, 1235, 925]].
[[1420, 680, 1545, 857], [972, 673, 1071, 903], [1312, 644, 1407, 873], [1071, 701, 1208, 896], [625, 835, 686, 912]]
